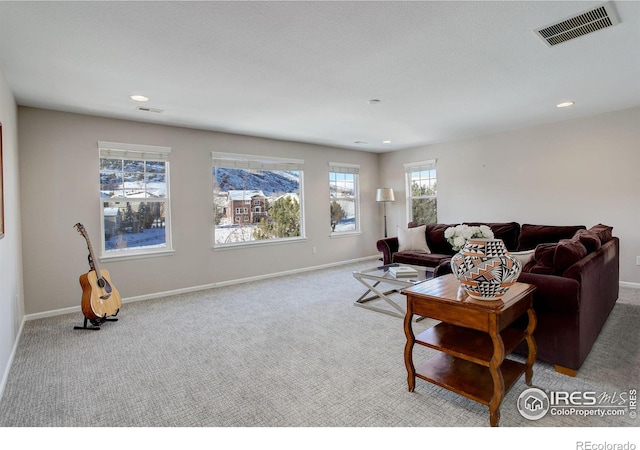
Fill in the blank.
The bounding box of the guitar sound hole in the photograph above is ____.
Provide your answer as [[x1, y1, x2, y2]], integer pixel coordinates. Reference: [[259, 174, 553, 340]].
[[97, 278, 106, 289]]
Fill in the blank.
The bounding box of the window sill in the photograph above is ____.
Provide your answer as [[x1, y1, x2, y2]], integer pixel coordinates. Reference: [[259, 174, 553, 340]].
[[213, 236, 307, 251], [330, 231, 362, 239], [100, 249, 175, 263]]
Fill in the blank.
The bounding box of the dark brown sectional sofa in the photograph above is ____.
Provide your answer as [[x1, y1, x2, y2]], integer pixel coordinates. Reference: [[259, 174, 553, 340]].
[[376, 222, 619, 376]]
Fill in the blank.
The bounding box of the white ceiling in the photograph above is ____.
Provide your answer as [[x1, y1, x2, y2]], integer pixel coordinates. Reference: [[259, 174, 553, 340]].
[[1, 1, 639, 152]]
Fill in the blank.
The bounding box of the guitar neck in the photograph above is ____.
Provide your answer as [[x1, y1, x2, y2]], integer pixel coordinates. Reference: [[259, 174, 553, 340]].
[[86, 236, 102, 277], [75, 223, 103, 278]]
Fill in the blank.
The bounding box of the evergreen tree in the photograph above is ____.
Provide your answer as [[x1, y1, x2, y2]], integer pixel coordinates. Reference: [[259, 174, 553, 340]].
[[254, 195, 300, 239], [138, 202, 151, 229], [411, 181, 437, 223], [152, 202, 163, 227], [330, 201, 346, 231], [253, 218, 272, 240], [122, 202, 136, 232]]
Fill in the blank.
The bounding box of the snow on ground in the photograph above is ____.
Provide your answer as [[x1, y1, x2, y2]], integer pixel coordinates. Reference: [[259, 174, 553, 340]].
[[105, 227, 166, 251], [214, 224, 256, 244]]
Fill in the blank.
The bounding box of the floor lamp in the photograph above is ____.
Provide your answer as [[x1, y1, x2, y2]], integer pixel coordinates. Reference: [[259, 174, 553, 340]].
[[376, 188, 395, 238]]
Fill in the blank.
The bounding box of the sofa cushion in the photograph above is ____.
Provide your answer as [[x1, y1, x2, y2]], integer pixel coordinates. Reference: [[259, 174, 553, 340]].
[[517, 224, 586, 251], [554, 239, 588, 274], [466, 222, 520, 251], [523, 243, 557, 275], [523, 239, 587, 276], [573, 229, 601, 253], [397, 225, 430, 253], [588, 224, 613, 244], [393, 252, 450, 267], [510, 249, 534, 266], [408, 222, 456, 255]]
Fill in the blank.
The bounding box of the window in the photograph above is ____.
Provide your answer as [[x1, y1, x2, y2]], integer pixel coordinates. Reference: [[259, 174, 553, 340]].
[[212, 152, 304, 247], [329, 162, 360, 234], [99, 141, 173, 259], [405, 159, 437, 223]]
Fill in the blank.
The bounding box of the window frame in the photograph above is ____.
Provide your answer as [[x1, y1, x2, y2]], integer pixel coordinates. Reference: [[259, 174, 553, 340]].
[[98, 141, 174, 261], [328, 162, 361, 237], [212, 152, 306, 249], [404, 159, 437, 224]]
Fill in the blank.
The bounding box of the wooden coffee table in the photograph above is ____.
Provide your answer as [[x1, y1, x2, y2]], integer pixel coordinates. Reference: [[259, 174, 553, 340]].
[[402, 274, 537, 427]]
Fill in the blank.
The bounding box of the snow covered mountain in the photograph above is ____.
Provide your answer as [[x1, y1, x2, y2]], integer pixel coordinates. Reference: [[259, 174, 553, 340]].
[[213, 168, 300, 196]]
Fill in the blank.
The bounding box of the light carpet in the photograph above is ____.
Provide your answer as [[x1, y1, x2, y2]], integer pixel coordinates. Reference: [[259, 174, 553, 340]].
[[0, 261, 638, 428]]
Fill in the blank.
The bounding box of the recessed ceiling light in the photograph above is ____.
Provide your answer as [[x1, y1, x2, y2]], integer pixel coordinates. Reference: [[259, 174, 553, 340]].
[[556, 101, 575, 108], [368, 99, 381, 105], [383, 140, 392, 144], [130, 94, 149, 102]]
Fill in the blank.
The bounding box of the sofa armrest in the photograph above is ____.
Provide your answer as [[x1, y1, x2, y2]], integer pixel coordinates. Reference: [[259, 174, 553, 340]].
[[517, 272, 581, 313], [563, 237, 619, 302], [376, 237, 399, 265], [562, 237, 619, 333], [433, 258, 453, 277]]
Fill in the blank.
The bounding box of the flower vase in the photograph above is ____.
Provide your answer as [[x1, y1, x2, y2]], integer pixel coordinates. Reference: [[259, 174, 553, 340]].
[[449, 238, 522, 300]]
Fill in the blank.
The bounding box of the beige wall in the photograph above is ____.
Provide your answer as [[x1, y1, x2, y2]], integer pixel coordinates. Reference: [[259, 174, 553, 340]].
[[13, 104, 640, 317], [0, 70, 23, 386], [379, 105, 640, 284], [18, 107, 381, 315]]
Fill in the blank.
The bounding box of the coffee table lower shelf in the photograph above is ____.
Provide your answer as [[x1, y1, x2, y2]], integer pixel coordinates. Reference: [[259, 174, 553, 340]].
[[415, 354, 526, 406]]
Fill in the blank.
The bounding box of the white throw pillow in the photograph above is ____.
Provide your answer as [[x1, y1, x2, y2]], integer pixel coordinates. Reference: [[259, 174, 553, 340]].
[[397, 225, 431, 253], [510, 250, 534, 266]]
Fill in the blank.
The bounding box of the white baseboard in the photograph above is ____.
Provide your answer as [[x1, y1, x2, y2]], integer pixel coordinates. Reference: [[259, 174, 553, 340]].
[[24, 305, 82, 321], [24, 255, 380, 322], [0, 316, 25, 403], [25, 258, 637, 321]]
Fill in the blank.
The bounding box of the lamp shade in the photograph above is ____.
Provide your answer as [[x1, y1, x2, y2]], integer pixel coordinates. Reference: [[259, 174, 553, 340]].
[[376, 188, 395, 202]]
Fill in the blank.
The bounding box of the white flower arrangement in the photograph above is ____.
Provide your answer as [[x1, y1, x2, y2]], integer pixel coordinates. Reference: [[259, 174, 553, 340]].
[[444, 224, 495, 251]]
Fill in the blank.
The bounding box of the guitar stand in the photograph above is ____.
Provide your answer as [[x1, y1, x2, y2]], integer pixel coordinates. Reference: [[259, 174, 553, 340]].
[[74, 311, 119, 331]]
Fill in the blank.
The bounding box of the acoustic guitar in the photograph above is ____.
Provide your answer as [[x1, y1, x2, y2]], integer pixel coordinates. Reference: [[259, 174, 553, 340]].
[[74, 223, 121, 325]]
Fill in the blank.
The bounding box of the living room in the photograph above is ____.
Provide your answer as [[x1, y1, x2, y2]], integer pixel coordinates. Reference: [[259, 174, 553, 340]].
[[0, 0, 639, 445]]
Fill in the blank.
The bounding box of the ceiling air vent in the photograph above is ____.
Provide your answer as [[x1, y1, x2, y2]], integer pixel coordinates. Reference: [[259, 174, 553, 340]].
[[136, 106, 164, 113], [535, 1, 620, 47]]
